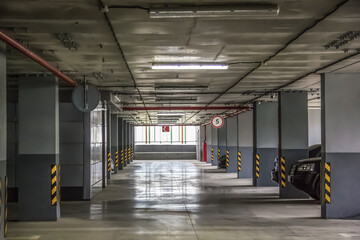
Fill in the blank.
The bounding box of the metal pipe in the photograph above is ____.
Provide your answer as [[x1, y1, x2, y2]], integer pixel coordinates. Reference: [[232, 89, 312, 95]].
[[0, 31, 77, 87], [123, 106, 248, 111]]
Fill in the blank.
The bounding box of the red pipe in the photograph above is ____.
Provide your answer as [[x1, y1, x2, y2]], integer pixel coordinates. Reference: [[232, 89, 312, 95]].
[[0, 31, 77, 87], [123, 106, 248, 111]]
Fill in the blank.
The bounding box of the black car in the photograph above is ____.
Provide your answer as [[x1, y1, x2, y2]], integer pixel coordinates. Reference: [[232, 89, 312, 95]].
[[271, 145, 321, 185], [218, 155, 227, 169], [288, 157, 321, 200]]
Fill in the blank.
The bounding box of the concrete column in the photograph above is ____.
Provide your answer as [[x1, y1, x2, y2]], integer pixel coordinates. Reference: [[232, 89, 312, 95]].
[[205, 125, 212, 163], [278, 92, 309, 198], [218, 119, 227, 167], [130, 124, 134, 162], [101, 102, 108, 187], [117, 117, 123, 169], [238, 111, 253, 178], [226, 116, 237, 172], [127, 123, 131, 164], [0, 41, 7, 239], [321, 73, 360, 219], [124, 122, 128, 164], [211, 126, 218, 166], [106, 108, 111, 179], [111, 114, 118, 174], [253, 102, 278, 187], [18, 75, 60, 221], [120, 118, 126, 167]]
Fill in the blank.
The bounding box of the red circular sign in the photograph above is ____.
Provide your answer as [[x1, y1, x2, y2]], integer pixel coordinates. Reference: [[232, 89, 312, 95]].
[[211, 116, 224, 128]]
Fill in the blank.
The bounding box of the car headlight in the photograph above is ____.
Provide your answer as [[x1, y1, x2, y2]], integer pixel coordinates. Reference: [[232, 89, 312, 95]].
[[297, 163, 315, 172]]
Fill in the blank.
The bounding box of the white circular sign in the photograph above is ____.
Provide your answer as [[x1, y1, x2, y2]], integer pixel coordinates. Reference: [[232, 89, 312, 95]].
[[211, 116, 224, 128]]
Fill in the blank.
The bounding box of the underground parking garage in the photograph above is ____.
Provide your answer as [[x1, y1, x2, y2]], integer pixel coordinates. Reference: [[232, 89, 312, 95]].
[[0, 0, 360, 239]]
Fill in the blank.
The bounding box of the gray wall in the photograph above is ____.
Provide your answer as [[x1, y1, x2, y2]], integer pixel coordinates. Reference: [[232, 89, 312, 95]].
[[206, 125, 212, 163], [59, 95, 85, 201], [211, 126, 218, 165], [135, 145, 196, 152]]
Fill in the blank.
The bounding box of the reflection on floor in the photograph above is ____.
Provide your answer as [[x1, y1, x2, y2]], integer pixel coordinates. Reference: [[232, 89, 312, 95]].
[[8, 160, 360, 239]]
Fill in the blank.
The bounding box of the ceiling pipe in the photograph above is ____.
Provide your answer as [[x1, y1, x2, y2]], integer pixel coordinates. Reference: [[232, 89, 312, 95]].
[[123, 106, 249, 111], [0, 31, 77, 87]]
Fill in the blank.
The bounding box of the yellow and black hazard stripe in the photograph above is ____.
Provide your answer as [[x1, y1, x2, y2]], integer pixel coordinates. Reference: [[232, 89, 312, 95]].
[[325, 162, 331, 204], [107, 152, 111, 172], [255, 154, 260, 178], [115, 151, 119, 168], [131, 147, 134, 159], [128, 148, 130, 161], [120, 150, 124, 165], [226, 150, 230, 167], [237, 151, 242, 172], [125, 148, 128, 162], [218, 148, 220, 159], [51, 165, 57, 206], [280, 157, 286, 188], [211, 148, 214, 162]]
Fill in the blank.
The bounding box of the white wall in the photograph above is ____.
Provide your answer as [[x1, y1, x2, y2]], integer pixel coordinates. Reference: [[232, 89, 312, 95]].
[[308, 109, 321, 146]]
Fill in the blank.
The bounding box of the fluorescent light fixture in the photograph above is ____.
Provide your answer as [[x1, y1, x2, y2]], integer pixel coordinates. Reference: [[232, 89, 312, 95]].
[[156, 85, 209, 91], [152, 63, 228, 70], [157, 112, 185, 116], [149, 4, 279, 18]]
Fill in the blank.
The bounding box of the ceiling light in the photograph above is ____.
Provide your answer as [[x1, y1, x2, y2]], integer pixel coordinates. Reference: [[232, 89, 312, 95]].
[[149, 4, 279, 18], [152, 63, 228, 70], [156, 85, 208, 91], [157, 112, 185, 116]]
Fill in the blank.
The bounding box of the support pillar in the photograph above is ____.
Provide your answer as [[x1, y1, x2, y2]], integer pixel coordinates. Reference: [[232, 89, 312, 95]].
[[206, 125, 212, 163], [119, 118, 126, 167], [18, 75, 60, 221], [226, 116, 237, 172], [130, 124, 134, 162], [117, 116, 124, 170], [211, 126, 218, 166], [321, 73, 360, 219], [238, 111, 253, 178], [126, 122, 131, 164], [111, 114, 118, 174], [0, 41, 7, 239], [218, 119, 227, 167], [279, 92, 309, 198], [253, 102, 278, 187]]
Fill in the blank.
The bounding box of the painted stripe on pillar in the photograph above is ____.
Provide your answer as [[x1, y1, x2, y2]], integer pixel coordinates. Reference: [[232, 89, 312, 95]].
[[280, 157, 286, 188], [325, 162, 331, 204], [51, 165, 57, 206], [115, 151, 119, 168], [211, 148, 214, 162], [226, 150, 230, 167], [120, 150, 124, 165], [107, 153, 111, 172], [218, 149, 220, 158], [237, 152, 242, 172], [255, 154, 260, 178]]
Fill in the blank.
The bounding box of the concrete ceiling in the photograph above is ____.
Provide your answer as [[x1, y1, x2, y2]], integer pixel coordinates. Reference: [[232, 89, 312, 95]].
[[1, 0, 360, 125]]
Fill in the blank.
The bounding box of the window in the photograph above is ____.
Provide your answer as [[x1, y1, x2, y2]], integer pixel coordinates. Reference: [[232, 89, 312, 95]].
[[135, 126, 198, 145]]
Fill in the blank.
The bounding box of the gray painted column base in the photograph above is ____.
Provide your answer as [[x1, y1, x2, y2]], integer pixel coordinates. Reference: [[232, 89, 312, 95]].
[[211, 145, 218, 166], [253, 148, 278, 187], [206, 146, 212, 163], [322, 153, 360, 219], [226, 147, 237, 173], [237, 147, 253, 178], [279, 149, 309, 199], [18, 154, 60, 221]]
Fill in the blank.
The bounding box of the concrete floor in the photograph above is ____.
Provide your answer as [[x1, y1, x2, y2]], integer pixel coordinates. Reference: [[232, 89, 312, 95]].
[[8, 160, 360, 240]]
